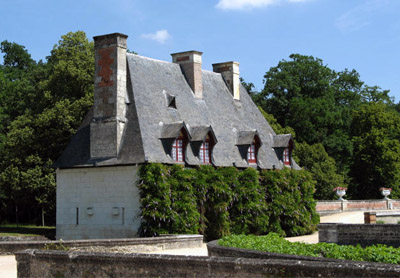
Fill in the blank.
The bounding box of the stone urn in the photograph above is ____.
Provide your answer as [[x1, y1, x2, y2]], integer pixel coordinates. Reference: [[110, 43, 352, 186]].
[[334, 187, 347, 201], [380, 188, 391, 200]]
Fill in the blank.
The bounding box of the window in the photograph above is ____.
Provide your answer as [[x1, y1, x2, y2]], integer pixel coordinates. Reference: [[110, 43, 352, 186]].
[[283, 147, 290, 166], [199, 139, 211, 164], [172, 135, 184, 162], [247, 143, 257, 164]]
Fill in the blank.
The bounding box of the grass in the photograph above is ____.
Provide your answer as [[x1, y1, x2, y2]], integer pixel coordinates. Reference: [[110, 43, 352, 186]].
[[0, 224, 56, 239], [219, 233, 400, 264]]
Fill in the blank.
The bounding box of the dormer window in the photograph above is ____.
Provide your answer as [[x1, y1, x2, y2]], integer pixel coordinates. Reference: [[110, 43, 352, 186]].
[[189, 126, 217, 165], [236, 131, 262, 166], [272, 134, 294, 167], [199, 137, 211, 164]]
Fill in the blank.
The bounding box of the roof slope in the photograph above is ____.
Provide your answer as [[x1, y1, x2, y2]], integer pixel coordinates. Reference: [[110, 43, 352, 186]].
[[55, 53, 299, 169]]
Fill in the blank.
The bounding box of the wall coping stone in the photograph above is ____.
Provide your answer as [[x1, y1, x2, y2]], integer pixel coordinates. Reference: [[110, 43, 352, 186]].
[[0, 234, 203, 255]]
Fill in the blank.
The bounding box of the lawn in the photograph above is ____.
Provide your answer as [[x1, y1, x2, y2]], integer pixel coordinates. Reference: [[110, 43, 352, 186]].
[[0, 224, 56, 239]]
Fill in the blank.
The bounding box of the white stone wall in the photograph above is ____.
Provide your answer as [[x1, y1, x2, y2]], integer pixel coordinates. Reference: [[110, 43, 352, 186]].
[[56, 165, 141, 240]]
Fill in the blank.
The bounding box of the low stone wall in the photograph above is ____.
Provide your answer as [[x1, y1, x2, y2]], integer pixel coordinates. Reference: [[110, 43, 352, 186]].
[[0, 234, 203, 254], [316, 199, 400, 214], [365, 211, 400, 224], [318, 223, 400, 247], [16, 248, 400, 278]]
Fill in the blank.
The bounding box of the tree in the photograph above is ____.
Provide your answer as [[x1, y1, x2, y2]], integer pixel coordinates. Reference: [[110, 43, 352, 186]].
[[0, 31, 94, 224], [257, 54, 364, 175], [349, 103, 400, 199], [294, 142, 345, 200]]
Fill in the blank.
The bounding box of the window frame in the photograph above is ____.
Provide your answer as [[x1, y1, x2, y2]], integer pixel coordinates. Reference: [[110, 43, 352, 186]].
[[171, 129, 188, 163], [199, 137, 211, 164], [283, 147, 291, 166]]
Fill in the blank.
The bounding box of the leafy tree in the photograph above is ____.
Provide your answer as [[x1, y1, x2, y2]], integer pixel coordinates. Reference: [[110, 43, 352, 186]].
[[294, 142, 345, 200], [240, 77, 257, 96], [349, 103, 400, 199], [256, 54, 364, 174], [258, 106, 295, 136], [46, 31, 94, 101], [0, 31, 94, 224]]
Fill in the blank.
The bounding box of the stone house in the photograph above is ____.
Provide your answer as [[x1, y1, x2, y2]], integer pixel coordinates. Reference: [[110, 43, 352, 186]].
[[54, 32, 299, 240]]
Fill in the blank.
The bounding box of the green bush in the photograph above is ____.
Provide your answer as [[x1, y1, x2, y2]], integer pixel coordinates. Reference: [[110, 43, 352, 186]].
[[230, 168, 268, 235], [219, 233, 400, 264], [138, 163, 319, 240], [138, 163, 171, 236], [194, 166, 233, 240], [169, 165, 200, 234], [261, 169, 319, 237]]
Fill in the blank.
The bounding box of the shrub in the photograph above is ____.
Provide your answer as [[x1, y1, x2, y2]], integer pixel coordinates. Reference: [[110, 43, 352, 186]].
[[138, 163, 171, 236], [260, 169, 319, 237], [230, 168, 268, 235], [219, 233, 400, 264]]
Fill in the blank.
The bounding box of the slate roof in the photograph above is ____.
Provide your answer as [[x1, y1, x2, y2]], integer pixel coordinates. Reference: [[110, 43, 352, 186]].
[[273, 134, 294, 148], [55, 53, 300, 170]]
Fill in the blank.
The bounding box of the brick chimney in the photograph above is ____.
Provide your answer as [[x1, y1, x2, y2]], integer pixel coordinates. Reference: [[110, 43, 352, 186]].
[[90, 33, 128, 159], [212, 62, 240, 100], [171, 51, 203, 99]]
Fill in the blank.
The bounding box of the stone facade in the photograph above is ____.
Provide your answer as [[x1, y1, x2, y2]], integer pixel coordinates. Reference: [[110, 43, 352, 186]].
[[56, 165, 140, 240]]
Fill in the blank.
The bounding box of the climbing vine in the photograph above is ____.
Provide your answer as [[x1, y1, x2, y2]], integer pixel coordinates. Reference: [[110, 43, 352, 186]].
[[138, 164, 319, 240]]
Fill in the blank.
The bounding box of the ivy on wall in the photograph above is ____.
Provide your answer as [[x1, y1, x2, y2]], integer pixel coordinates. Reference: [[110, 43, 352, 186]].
[[138, 163, 319, 240]]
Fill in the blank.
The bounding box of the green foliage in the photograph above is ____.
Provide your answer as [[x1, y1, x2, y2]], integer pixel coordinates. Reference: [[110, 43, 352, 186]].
[[138, 163, 318, 240], [349, 103, 400, 199], [256, 54, 362, 172], [260, 169, 319, 237], [258, 106, 295, 137], [294, 142, 345, 200], [44, 240, 69, 251], [0, 31, 94, 224], [230, 168, 268, 235], [219, 233, 400, 264], [169, 165, 200, 234], [138, 163, 171, 236]]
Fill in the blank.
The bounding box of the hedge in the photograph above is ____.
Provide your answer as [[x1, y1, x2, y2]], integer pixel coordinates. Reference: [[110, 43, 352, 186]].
[[138, 164, 319, 240]]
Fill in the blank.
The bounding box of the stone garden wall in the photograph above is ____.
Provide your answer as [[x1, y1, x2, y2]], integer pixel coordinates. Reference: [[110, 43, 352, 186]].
[[15, 242, 400, 278], [318, 223, 400, 247], [0, 234, 202, 254], [316, 199, 400, 215]]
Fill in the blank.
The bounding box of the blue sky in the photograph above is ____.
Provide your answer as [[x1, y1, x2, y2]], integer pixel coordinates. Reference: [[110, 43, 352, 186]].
[[2, 0, 400, 101]]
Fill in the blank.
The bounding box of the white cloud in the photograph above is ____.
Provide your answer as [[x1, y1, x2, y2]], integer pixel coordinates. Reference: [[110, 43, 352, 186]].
[[216, 0, 312, 10], [216, 0, 278, 10], [335, 0, 387, 32], [141, 30, 171, 44]]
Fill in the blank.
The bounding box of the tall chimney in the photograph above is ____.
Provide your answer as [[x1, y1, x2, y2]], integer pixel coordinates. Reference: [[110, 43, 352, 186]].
[[212, 62, 240, 100], [171, 51, 203, 99], [90, 33, 128, 159]]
